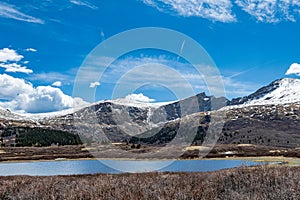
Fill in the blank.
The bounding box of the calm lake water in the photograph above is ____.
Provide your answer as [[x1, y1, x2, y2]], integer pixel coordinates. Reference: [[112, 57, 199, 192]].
[[0, 159, 263, 176]]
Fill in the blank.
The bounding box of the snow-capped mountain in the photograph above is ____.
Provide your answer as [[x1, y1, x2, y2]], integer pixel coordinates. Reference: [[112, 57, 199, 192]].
[[25, 78, 300, 122], [231, 78, 300, 106], [1, 78, 300, 148]]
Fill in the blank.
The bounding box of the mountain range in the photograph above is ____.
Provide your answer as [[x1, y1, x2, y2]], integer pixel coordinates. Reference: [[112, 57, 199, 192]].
[[1, 78, 300, 148]]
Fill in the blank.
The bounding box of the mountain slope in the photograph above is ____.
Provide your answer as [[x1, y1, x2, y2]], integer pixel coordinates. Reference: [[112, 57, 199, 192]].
[[38, 93, 229, 142], [231, 78, 300, 106]]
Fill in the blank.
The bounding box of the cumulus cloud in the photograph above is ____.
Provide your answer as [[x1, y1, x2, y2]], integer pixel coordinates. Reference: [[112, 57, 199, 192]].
[[235, 0, 300, 23], [124, 93, 156, 103], [0, 74, 88, 113], [14, 86, 75, 113], [73, 97, 90, 108], [0, 63, 33, 74], [89, 81, 100, 88], [143, 0, 236, 22], [0, 48, 23, 62], [0, 74, 34, 100], [0, 48, 33, 74], [0, 2, 44, 24], [286, 63, 300, 76], [52, 81, 62, 87]]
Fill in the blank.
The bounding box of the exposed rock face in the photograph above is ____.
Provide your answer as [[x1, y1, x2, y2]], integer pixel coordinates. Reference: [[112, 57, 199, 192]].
[[153, 93, 229, 122]]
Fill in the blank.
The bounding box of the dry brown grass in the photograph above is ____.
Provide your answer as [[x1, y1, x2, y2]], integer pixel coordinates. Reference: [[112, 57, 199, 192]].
[[2, 144, 300, 161], [0, 165, 300, 200]]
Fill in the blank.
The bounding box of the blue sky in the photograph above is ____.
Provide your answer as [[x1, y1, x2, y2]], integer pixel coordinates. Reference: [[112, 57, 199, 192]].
[[1, 0, 300, 113]]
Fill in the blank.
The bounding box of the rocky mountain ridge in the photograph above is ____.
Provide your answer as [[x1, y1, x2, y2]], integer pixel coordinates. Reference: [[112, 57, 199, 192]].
[[230, 78, 300, 106]]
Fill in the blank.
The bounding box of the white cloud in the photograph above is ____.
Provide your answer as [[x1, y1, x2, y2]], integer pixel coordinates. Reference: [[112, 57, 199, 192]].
[[0, 63, 33, 74], [0, 2, 44, 24], [0, 74, 34, 100], [0, 48, 33, 74], [73, 97, 90, 108], [25, 48, 37, 52], [0, 74, 88, 113], [89, 81, 100, 88], [14, 86, 75, 113], [286, 63, 300, 76], [143, 0, 236, 22], [124, 93, 156, 103], [235, 0, 300, 23], [70, 0, 98, 9], [52, 81, 62, 87], [0, 48, 23, 62]]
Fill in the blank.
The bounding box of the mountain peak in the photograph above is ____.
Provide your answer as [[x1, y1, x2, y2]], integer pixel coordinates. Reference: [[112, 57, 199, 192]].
[[231, 77, 300, 106]]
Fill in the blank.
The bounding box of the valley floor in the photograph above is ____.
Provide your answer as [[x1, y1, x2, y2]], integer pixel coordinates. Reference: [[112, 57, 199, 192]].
[[0, 165, 299, 200], [1, 144, 300, 162]]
